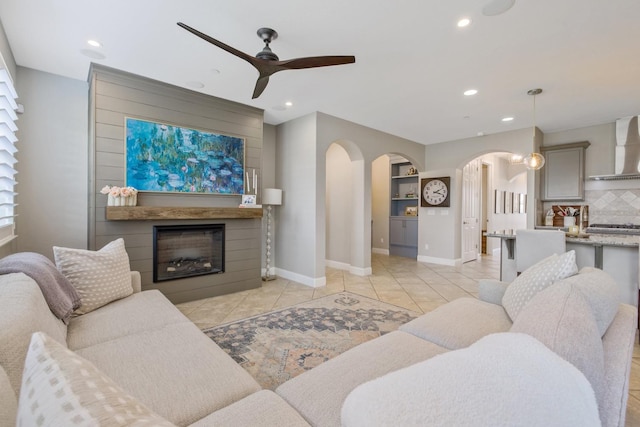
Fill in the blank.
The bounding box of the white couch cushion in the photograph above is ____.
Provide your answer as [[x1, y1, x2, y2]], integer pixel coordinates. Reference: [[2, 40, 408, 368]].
[[0, 273, 67, 395], [511, 279, 606, 415], [276, 331, 448, 427], [558, 267, 620, 336], [17, 332, 175, 427], [67, 290, 190, 350], [502, 250, 577, 320], [189, 390, 311, 427], [54, 238, 133, 315], [341, 332, 600, 427], [400, 297, 512, 349], [75, 322, 261, 426], [0, 366, 16, 427]]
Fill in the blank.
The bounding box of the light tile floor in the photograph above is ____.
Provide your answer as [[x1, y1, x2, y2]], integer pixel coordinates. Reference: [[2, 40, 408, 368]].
[[175, 253, 640, 426]]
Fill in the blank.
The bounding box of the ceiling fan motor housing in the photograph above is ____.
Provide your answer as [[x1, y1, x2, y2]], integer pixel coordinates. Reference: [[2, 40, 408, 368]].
[[256, 28, 279, 61]]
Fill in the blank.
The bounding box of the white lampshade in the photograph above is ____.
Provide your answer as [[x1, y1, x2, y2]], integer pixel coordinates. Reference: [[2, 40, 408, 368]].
[[263, 188, 282, 205]]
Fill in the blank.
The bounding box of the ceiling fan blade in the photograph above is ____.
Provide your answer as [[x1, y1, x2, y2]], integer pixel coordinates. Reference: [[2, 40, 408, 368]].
[[278, 55, 356, 70], [252, 75, 270, 99], [177, 22, 257, 66]]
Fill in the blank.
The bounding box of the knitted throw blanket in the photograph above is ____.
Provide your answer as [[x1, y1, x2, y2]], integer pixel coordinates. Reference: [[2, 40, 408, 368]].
[[0, 252, 80, 324]]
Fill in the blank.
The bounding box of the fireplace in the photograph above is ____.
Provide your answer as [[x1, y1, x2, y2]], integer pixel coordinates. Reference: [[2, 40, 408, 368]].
[[153, 224, 225, 282]]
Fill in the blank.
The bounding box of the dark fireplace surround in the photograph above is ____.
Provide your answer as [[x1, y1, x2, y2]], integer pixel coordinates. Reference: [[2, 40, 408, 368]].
[[153, 224, 225, 282]]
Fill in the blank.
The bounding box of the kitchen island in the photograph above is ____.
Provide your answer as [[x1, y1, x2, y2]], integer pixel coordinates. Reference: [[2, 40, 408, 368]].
[[485, 230, 639, 306]]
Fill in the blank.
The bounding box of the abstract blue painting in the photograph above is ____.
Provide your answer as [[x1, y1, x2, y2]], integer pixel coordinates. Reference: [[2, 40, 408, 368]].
[[125, 117, 245, 194]]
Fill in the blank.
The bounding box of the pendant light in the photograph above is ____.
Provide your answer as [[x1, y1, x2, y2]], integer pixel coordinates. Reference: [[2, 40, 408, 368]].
[[522, 88, 545, 170]]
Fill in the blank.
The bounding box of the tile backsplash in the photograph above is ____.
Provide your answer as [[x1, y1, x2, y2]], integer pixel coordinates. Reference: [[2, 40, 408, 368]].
[[585, 189, 640, 224]]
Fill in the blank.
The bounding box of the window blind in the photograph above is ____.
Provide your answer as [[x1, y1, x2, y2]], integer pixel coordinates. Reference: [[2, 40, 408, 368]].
[[0, 68, 18, 244]]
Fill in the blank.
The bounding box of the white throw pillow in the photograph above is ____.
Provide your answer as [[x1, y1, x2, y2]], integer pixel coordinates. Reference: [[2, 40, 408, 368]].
[[17, 332, 175, 427], [558, 267, 620, 336], [341, 333, 600, 427], [502, 250, 577, 320], [54, 238, 133, 315], [511, 281, 606, 414]]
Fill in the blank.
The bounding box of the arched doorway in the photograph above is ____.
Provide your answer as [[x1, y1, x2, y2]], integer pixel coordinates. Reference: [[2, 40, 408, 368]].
[[461, 152, 528, 262], [325, 140, 370, 275]]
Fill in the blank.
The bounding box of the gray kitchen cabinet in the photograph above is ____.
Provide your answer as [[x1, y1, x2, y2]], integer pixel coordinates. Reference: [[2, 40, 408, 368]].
[[389, 217, 418, 258], [541, 141, 590, 201], [389, 159, 419, 258]]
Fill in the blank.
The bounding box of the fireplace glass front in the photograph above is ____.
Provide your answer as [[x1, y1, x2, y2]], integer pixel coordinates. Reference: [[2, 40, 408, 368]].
[[153, 224, 224, 282]]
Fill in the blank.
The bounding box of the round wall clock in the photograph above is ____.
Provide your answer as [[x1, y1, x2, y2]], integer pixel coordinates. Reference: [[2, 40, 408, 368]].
[[421, 177, 451, 207]]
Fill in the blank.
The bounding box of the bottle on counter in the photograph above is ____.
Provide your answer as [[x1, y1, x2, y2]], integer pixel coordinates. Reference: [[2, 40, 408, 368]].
[[545, 209, 554, 226]]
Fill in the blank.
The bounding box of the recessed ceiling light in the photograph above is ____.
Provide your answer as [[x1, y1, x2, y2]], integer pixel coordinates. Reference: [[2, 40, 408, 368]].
[[457, 18, 472, 28], [211, 68, 221, 75], [501, 117, 514, 122], [463, 89, 478, 96], [87, 40, 102, 48], [285, 101, 293, 107]]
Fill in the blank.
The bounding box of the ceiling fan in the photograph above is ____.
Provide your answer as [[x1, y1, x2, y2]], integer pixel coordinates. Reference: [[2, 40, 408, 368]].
[[177, 22, 356, 99]]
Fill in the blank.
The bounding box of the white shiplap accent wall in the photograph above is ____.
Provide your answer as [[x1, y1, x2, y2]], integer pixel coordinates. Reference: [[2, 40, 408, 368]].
[[88, 64, 264, 303]]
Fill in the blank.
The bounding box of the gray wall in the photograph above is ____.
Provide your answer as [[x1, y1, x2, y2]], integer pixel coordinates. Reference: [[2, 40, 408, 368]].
[[420, 127, 542, 264], [275, 113, 319, 283], [0, 19, 16, 82], [371, 155, 390, 253], [15, 67, 89, 258], [89, 65, 265, 303], [326, 143, 353, 266], [276, 111, 425, 285]]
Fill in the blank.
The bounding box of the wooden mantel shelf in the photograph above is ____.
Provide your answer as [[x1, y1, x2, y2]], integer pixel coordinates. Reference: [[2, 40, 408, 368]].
[[106, 206, 263, 221]]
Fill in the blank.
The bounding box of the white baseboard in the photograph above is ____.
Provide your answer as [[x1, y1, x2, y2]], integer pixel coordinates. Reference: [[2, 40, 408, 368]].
[[276, 268, 326, 288], [417, 255, 463, 267], [325, 260, 372, 277], [325, 260, 350, 271], [349, 266, 372, 276], [372, 247, 389, 255]]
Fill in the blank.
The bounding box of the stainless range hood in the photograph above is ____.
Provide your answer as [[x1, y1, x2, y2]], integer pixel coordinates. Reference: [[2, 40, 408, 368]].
[[589, 115, 640, 180]]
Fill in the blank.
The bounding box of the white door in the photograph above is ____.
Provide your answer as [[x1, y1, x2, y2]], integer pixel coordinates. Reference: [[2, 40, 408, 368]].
[[462, 159, 480, 263]]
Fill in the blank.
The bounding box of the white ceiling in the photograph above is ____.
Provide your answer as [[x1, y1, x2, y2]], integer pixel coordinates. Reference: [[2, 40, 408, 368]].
[[1, 0, 639, 145]]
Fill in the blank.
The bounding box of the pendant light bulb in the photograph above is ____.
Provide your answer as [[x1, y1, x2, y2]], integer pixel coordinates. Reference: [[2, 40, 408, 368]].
[[523, 152, 545, 170], [524, 88, 545, 170]]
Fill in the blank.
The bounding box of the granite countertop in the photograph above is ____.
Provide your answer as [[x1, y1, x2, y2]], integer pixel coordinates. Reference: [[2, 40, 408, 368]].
[[565, 233, 639, 247], [484, 231, 639, 248]]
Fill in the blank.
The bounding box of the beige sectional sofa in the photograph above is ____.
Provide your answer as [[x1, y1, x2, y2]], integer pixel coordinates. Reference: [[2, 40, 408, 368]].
[[0, 271, 308, 426], [0, 249, 637, 426]]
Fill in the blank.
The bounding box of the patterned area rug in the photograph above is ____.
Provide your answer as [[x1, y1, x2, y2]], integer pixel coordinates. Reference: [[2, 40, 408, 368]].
[[203, 292, 419, 390]]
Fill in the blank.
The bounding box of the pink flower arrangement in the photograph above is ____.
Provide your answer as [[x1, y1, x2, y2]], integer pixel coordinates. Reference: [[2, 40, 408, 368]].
[[100, 185, 138, 206], [100, 185, 138, 197]]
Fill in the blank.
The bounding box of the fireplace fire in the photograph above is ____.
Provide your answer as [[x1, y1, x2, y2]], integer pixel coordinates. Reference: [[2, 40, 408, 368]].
[[153, 224, 224, 282]]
